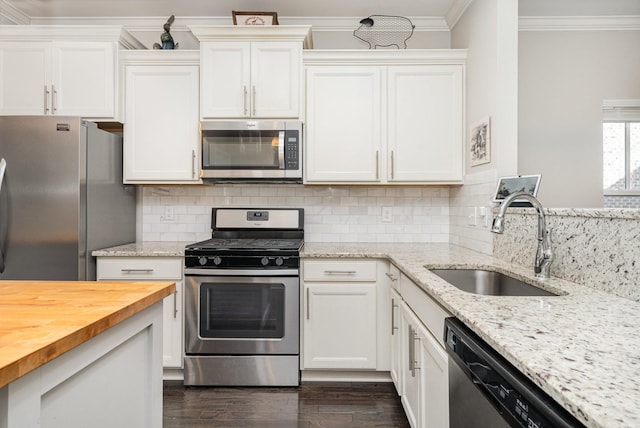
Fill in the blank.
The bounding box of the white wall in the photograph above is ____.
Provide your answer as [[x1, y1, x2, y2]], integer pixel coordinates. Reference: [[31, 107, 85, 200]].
[[518, 30, 640, 208], [448, 0, 519, 254]]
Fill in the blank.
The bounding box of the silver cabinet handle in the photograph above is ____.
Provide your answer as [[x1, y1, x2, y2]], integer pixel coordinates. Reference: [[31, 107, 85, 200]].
[[44, 86, 50, 114], [408, 325, 414, 375], [173, 291, 178, 318], [243, 85, 248, 116], [385, 272, 398, 282], [191, 150, 196, 179], [252, 85, 257, 116], [306, 288, 310, 320], [120, 268, 154, 273], [409, 325, 420, 377], [390, 150, 395, 179], [375, 151, 380, 180], [391, 298, 398, 335], [323, 270, 356, 275], [51, 84, 57, 113]]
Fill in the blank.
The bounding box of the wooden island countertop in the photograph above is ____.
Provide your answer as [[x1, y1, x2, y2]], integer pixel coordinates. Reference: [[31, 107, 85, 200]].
[[0, 280, 175, 388]]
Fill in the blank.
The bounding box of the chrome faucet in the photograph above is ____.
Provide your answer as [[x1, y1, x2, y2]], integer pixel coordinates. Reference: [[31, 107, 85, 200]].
[[491, 192, 554, 279]]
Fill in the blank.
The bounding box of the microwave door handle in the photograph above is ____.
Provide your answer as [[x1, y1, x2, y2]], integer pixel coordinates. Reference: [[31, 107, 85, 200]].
[[278, 131, 285, 169]]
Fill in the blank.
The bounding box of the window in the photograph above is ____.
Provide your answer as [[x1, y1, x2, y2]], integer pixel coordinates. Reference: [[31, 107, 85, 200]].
[[603, 122, 640, 191], [602, 101, 640, 195]]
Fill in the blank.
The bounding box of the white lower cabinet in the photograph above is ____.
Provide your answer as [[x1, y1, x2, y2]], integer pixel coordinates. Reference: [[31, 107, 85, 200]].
[[96, 257, 184, 371], [394, 274, 450, 428], [304, 282, 377, 369], [301, 259, 390, 374]]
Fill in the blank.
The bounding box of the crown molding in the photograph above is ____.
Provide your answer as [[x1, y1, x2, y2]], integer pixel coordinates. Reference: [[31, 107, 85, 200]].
[[0, 0, 29, 24], [445, 0, 474, 29], [519, 15, 640, 31], [15, 15, 450, 32]]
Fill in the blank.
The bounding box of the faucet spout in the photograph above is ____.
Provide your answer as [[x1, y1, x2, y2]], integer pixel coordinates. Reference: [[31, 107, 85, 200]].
[[491, 192, 554, 279]]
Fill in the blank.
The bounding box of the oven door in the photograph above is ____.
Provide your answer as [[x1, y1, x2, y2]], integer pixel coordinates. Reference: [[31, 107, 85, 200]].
[[185, 269, 299, 355]]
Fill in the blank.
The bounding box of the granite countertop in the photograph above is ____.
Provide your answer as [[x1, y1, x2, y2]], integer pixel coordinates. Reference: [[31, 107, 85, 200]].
[[93, 241, 640, 427], [0, 280, 175, 388], [92, 241, 191, 257]]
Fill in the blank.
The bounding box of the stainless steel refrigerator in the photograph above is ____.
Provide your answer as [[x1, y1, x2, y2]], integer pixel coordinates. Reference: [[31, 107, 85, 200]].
[[0, 116, 136, 280]]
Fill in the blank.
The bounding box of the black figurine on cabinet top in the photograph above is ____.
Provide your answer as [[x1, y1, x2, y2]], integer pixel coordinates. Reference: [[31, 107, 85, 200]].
[[153, 15, 179, 50]]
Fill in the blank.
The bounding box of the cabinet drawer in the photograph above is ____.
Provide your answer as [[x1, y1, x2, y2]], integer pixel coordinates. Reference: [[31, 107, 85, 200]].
[[303, 260, 377, 282], [97, 257, 183, 280], [401, 273, 451, 347]]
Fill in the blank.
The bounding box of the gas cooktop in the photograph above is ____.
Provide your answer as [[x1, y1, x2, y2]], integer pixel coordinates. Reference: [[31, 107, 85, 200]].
[[184, 208, 304, 270]]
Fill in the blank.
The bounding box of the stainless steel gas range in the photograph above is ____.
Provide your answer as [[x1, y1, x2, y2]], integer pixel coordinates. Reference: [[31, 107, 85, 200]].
[[183, 208, 303, 386]]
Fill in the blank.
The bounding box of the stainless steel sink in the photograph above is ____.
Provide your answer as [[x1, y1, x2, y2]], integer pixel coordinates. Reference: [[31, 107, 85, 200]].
[[429, 268, 557, 297]]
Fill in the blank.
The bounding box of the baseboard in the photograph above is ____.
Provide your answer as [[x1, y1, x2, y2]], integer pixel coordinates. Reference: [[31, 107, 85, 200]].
[[301, 370, 392, 383]]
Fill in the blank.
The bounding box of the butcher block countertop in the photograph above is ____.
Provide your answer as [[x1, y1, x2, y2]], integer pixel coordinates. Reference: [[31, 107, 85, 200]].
[[0, 280, 175, 389]]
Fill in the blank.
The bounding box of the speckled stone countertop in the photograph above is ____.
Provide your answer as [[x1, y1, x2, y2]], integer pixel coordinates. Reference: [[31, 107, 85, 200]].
[[93, 241, 640, 428], [92, 241, 190, 257]]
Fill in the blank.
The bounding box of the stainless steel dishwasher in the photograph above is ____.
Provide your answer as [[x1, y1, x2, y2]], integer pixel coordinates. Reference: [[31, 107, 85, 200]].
[[444, 318, 585, 428]]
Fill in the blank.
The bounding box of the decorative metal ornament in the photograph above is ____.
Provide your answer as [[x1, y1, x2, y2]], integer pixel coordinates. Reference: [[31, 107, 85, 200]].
[[153, 15, 179, 50], [353, 15, 415, 49]]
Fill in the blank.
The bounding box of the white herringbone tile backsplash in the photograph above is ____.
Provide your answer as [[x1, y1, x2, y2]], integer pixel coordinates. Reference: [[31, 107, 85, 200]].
[[141, 184, 450, 243]]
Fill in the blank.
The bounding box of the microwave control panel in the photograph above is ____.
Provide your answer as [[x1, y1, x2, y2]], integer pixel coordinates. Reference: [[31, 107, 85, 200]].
[[285, 130, 299, 170]]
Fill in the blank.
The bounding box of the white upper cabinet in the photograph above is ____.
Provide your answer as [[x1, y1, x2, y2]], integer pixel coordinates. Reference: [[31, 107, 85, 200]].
[[304, 50, 466, 185], [190, 25, 312, 119], [200, 41, 301, 118], [122, 51, 200, 184], [305, 66, 382, 182], [0, 26, 143, 120], [387, 65, 464, 183]]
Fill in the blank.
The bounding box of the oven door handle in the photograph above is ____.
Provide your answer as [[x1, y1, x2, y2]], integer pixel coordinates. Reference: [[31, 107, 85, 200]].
[[185, 267, 299, 276]]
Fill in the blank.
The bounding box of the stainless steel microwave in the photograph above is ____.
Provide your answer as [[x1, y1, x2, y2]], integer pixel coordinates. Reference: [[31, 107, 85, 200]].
[[200, 120, 302, 182]]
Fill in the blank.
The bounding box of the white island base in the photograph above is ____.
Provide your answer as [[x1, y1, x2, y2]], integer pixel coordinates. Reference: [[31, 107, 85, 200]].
[[0, 301, 163, 428]]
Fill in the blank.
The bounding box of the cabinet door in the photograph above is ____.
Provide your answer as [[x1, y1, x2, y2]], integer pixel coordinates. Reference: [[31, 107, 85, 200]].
[[400, 302, 421, 428], [200, 41, 250, 118], [251, 42, 300, 118], [387, 66, 463, 183], [303, 283, 377, 369], [124, 65, 200, 183], [417, 320, 449, 428], [0, 42, 50, 115], [52, 42, 115, 118], [305, 66, 382, 182], [162, 280, 184, 368], [390, 287, 403, 394]]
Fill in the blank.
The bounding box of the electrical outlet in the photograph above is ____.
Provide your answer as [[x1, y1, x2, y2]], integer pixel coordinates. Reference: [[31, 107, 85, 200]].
[[161, 206, 175, 222], [467, 208, 477, 226], [382, 206, 393, 223]]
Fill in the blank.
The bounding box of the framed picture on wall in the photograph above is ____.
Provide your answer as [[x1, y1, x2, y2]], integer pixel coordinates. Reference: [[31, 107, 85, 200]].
[[232, 11, 279, 26], [470, 116, 491, 166]]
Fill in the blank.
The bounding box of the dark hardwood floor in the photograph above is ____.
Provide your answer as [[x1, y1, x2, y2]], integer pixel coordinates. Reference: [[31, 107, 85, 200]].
[[163, 381, 411, 427]]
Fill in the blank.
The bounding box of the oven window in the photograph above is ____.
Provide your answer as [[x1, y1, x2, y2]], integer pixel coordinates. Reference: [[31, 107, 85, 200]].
[[199, 282, 285, 338], [202, 129, 280, 169]]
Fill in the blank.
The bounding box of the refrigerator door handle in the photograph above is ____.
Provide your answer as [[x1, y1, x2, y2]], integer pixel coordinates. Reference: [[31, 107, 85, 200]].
[[0, 158, 7, 273]]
